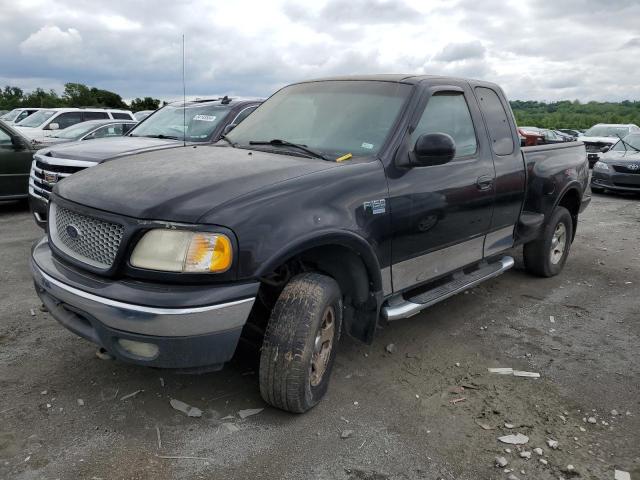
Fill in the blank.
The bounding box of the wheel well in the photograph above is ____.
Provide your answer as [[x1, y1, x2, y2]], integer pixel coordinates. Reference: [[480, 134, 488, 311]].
[[248, 244, 380, 344], [557, 188, 581, 240]]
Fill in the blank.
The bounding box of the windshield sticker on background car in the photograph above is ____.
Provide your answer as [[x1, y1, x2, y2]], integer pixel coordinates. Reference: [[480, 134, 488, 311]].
[[193, 115, 217, 122], [361, 142, 374, 149]]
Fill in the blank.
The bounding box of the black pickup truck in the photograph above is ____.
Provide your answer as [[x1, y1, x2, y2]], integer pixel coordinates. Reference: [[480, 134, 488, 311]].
[[31, 75, 590, 413]]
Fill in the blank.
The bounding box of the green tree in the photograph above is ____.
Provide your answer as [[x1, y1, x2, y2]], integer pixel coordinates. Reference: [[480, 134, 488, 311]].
[[130, 97, 161, 112]]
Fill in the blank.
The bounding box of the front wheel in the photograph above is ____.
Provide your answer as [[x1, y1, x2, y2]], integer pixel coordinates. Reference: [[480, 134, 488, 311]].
[[523, 206, 573, 277], [259, 273, 342, 413]]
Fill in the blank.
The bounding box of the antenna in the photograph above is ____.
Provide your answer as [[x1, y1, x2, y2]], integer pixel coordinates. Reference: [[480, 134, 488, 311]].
[[182, 34, 186, 147]]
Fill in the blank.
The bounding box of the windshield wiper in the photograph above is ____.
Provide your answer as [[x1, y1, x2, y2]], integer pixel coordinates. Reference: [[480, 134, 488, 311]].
[[219, 134, 236, 147], [616, 134, 640, 153], [134, 134, 180, 140], [248, 139, 328, 160]]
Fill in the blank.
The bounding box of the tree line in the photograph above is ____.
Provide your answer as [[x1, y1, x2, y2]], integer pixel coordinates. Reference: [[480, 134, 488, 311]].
[[0, 83, 163, 112], [510, 99, 640, 130], [3, 83, 640, 128]]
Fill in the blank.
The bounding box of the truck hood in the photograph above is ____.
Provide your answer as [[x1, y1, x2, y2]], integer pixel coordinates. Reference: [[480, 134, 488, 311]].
[[39, 136, 181, 162], [55, 145, 340, 223], [580, 136, 618, 144]]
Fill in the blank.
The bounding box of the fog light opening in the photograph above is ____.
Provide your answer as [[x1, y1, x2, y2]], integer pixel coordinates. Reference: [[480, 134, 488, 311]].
[[117, 339, 159, 359]]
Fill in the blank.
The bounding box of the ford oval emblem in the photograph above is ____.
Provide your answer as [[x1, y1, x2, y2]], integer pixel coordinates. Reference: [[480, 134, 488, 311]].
[[66, 224, 81, 239]]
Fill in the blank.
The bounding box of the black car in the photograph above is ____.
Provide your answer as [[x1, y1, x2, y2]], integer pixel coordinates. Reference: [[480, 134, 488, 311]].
[[591, 134, 640, 194], [29, 97, 262, 227], [31, 75, 589, 412]]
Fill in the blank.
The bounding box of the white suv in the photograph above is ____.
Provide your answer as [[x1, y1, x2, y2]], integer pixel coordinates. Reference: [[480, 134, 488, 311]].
[[0, 108, 44, 125], [15, 108, 135, 142]]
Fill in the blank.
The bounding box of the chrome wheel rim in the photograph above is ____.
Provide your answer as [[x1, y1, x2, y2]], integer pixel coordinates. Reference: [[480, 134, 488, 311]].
[[310, 306, 335, 387], [550, 222, 567, 265]]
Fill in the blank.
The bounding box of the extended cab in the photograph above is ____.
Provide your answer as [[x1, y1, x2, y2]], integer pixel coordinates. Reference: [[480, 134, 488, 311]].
[[31, 75, 590, 413], [28, 97, 262, 227]]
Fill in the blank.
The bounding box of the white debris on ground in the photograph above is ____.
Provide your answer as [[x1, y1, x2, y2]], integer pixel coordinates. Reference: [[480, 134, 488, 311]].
[[169, 398, 203, 418], [385, 343, 397, 354], [614, 470, 631, 480], [519, 451, 531, 459], [76, 399, 84, 406], [120, 390, 143, 401], [495, 456, 508, 468], [533, 447, 543, 455], [238, 408, 263, 419], [487, 367, 540, 378], [546, 439, 559, 449], [341, 430, 353, 439], [498, 433, 529, 445]]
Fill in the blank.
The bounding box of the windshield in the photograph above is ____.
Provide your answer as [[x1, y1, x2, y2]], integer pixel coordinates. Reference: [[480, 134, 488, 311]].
[[611, 134, 640, 152], [1, 109, 21, 121], [18, 110, 56, 128], [53, 122, 101, 139], [129, 104, 231, 142], [226, 81, 412, 158], [584, 125, 630, 138]]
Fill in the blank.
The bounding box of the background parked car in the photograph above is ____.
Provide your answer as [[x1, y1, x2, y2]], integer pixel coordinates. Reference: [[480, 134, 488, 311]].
[[553, 130, 576, 141], [29, 97, 262, 227], [591, 133, 640, 194], [36, 119, 137, 146], [559, 128, 582, 138], [519, 126, 566, 144], [133, 110, 155, 121], [0, 120, 40, 200], [581, 123, 640, 168], [14, 108, 135, 142], [1, 108, 43, 125]]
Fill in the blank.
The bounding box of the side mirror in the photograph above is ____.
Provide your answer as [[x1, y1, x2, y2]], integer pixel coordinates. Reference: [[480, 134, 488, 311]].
[[48, 122, 59, 131], [11, 135, 26, 150], [412, 133, 456, 167], [600, 146, 610, 153], [222, 123, 237, 135]]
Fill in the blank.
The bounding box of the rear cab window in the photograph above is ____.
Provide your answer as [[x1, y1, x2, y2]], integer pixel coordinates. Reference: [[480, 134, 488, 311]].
[[83, 111, 109, 121], [474, 87, 515, 156]]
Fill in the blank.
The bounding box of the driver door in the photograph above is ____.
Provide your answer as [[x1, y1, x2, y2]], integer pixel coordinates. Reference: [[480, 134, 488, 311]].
[[386, 82, 496, 292]]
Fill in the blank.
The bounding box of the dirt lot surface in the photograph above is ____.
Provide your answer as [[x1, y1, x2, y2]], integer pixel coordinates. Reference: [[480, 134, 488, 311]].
[[1, 191, 639, 480]]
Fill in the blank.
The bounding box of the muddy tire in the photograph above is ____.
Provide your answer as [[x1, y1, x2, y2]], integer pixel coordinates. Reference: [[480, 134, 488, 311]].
[[523, 206, 573, 277], [259, 272, 342, 413]]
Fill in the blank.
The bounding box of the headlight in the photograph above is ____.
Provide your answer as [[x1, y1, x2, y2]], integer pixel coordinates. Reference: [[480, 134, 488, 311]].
[[130, 230, 232, 273], [594, 161, 610, 171]]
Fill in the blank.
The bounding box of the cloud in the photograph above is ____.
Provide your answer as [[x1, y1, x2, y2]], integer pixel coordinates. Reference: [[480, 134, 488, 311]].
[[1, 0, 639, 102], [20, 26, 82, 55], [433, 42, 486, 62]]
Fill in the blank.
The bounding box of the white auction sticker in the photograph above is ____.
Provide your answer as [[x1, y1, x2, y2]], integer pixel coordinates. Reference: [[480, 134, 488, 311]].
[[361, 142, 374, 149], [192, 115, 217, 122]]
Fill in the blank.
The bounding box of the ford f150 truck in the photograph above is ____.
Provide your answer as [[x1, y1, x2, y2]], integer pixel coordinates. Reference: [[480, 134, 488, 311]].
[[29, 97, 262, 227], [31, 75, 590, 413]]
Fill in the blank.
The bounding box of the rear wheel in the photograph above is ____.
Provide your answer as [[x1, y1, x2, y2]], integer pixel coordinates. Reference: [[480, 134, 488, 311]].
[[259, 273, 342, 413], [524, 206, 573, 277]]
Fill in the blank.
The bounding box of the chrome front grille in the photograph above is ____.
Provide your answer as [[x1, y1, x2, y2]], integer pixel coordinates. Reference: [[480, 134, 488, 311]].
[[29, 155, 94, 203], [50, 203, 124, 268]]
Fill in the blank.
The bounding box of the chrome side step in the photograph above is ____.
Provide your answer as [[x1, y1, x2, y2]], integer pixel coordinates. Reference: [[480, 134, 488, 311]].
[[382, 256, 515, 321]]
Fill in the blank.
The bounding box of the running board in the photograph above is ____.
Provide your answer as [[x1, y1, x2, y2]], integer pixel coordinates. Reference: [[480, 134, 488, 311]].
[[382, 256, 515, 321]]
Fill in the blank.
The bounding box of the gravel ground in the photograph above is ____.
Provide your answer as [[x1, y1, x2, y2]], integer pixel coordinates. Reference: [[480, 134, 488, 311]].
[[1, 191, 639, 480]]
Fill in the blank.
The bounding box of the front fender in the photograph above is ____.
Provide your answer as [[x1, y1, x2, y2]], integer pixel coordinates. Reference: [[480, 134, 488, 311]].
[[254, 229, 384, 293]]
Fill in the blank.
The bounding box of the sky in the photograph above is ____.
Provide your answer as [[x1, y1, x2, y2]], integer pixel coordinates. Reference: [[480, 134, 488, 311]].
[[1, 0, 639, 103]]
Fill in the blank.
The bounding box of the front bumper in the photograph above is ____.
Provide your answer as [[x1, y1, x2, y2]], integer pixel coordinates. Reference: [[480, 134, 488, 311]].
[[31, 238, 259, 369], [592, 170, 640, 192], [29, 194, 48, 229]]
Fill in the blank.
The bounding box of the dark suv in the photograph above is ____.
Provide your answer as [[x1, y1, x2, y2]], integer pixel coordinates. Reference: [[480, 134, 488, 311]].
[[29, 97, 262, 227]]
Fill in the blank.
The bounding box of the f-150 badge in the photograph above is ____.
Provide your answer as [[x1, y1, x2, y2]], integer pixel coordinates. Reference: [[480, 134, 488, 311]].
[[364, 199, 386, 215]]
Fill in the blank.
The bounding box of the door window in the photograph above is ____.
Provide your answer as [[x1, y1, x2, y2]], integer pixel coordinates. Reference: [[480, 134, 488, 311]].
[[50, 112, 83, 130], [233, 106, 257, 125], [0, 128, 11, 145], [91, 124, 125, 138], [112, 112, 134, 120], [474, 87, 514, 155], [83, 111, 109, 120], [15, 111, 30, 123], [411, 93, 477, 158]]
